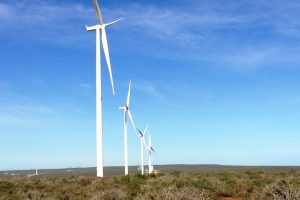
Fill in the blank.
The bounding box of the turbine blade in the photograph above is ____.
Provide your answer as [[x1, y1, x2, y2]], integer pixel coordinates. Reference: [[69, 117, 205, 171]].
[[142, 136, 148, 151], [148, 134, 151, 146], [127, 110, 137, 132], [150, 146, 156, 153], [126, 80, 131, 107], [92, 0, 104, 25], [105, 18, 124, 27], [137, 128, 143, 137], [143, 124, 149, 135], [101, 28, 115, 95]]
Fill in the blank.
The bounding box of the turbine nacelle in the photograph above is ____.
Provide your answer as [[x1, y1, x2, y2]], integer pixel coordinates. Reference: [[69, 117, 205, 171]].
[[86, 18, 123, 31], [119, 105, 129, 110], [120, 80, 137, 131]]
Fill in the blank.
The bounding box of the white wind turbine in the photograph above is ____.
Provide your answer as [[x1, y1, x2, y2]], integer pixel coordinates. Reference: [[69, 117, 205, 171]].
[[147, 133, 155, 174], [86, 0, 122, 177], [137, 125, 149, 175], [119, 80, 138, 175]]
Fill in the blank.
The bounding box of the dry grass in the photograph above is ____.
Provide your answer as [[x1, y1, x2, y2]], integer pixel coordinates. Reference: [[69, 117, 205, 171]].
[[0, 170, 299, 200]]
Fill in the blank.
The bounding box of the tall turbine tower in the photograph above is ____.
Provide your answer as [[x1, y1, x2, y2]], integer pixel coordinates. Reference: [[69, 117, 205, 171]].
[[86, 0, 122, 177], [137, 125, 148, 175], [147, 133, 155, 174], [119, 80, 138, 175]]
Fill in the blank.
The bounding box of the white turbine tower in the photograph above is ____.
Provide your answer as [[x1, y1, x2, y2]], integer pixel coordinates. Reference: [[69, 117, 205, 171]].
[[86, 0, 122, 177], [119, 80, 137, 175], [137, 125, 149, 175], [147, 133, 155, 174]]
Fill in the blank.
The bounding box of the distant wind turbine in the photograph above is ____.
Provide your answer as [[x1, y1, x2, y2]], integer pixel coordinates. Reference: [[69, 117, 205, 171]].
[[137, 124, 149, 175], [86, 0, 123, 177], [147, 133, 155, 174], [119, 80, 138, 175]]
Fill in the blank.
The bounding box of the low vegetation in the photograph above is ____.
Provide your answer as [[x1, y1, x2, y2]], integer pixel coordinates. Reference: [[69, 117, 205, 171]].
[[0, 170, 299, 200]]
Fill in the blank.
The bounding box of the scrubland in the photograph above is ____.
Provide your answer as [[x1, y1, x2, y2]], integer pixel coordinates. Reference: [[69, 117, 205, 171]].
[[0, 170, 300, 200]]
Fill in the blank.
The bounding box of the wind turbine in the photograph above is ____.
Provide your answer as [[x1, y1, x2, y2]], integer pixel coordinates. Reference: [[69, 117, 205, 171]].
[[137, 125, 149, 175], [86, 0, 122, 177], [147, 133, 155, 174], [119, 80, 138, 175]]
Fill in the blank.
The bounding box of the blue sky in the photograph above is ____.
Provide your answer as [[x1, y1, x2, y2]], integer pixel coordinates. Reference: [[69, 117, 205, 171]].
[[1, 0, 300, 170]]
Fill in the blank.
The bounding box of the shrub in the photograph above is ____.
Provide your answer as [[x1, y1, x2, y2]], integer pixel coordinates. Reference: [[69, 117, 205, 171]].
[[154, 186, 210, 200], [77, 178, 92, 186], [256, 180, 300, 200], [120, 175, 130, 185], [171, 171, 181, 178], [246, 170, 264, 179], [191, 178, 213, 190]]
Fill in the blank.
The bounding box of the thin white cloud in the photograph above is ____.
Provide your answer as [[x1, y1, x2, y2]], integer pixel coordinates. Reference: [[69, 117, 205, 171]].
[[2, 1, 300, 43], [213, 47, 281, 71], [0, 1, 94, 46], [133, 81, 167, 103], [107, 1, 299, 44], [0, 1, 92, 25], [0, 91, 91, 127], [0, 101, 54, 126], [0, 1, 245, 46], [78, 83, 92, 89], [1, 0, 300, 69], [0, 83, 85, 127], [74, 83, 93, 95], [1, 1, 299, 44], [109, 4, 244, 46], [106, 1, 300, 69], [0, 3, 11, 19], [242, 1, 300, 38], [133, 81, 214, 107]]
